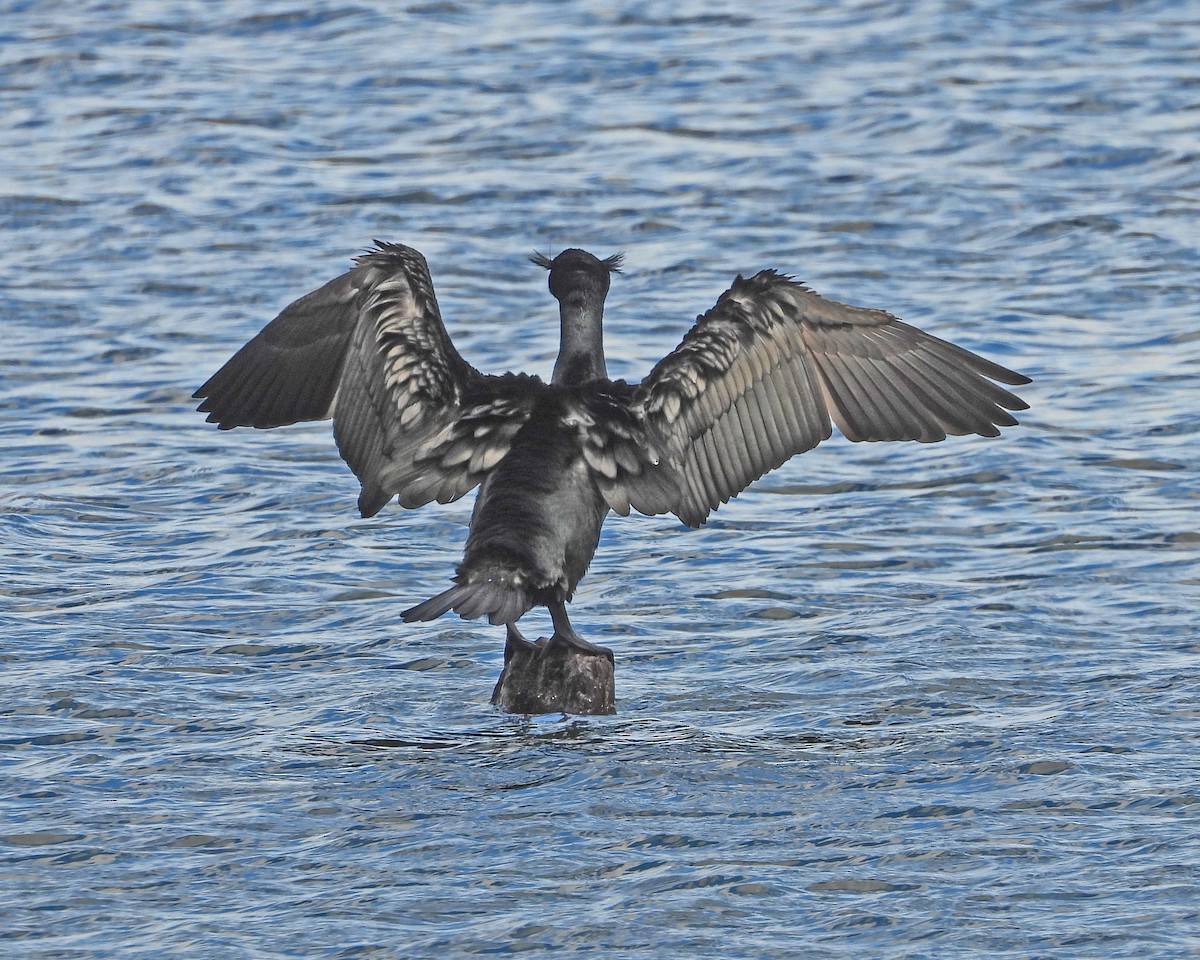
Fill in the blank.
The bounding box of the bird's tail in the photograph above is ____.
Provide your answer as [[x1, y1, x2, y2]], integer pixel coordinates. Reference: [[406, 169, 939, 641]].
[[402, 576, 531, 627]]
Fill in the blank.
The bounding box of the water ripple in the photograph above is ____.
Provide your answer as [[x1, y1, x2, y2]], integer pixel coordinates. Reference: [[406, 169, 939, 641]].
[[3, 0, 1199, 957]]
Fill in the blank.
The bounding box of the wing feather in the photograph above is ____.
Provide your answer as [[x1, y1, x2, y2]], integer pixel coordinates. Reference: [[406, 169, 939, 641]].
[[791, 351, 834, 444], [888, 354, 976, 437], [900, 351, 1004, 435], [719, 391, 757, 490], [811, 349, 874, 441], [634, 270, 1030, 526], [842, 352, 913, 438], [701, 429, 732, 507], [195, 269, 363, 429], [731, 392, 767, 476]]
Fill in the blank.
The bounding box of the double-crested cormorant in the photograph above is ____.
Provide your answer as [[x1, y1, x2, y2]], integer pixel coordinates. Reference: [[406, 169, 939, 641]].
[[195, 242, 1029, 659]]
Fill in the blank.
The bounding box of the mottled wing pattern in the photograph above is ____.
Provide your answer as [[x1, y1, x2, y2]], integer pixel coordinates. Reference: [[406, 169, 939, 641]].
[[635, 271, 1031, 527], [569, 382, 679, 517], [380, 375, 538, 512], [194, 241, 538, 517]]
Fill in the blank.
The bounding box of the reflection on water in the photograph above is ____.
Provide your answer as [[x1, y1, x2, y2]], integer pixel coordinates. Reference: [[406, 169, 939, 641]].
[[3, 0, 1199, 957]]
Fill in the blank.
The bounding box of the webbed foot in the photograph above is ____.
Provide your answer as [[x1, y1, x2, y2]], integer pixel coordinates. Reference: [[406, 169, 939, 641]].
[[503, 622, 538, 663], [546, 629, 614, 665], [547, 598, 615, 664]]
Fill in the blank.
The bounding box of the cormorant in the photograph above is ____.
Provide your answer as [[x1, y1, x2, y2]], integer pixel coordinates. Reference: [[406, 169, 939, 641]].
[[195, 241, 1029, 658]]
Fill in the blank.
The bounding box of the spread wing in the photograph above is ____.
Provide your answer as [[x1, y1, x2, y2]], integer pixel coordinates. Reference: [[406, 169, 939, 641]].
[[194, 240, 539, 517], [629, 270, 1031, 527]]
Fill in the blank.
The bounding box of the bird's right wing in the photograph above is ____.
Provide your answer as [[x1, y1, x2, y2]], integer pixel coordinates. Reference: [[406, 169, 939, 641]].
[[631, 270, 1031, 527], [195, 241, 539, 517]]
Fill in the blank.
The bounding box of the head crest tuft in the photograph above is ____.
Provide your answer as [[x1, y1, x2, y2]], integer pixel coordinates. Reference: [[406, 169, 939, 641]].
[[529, 249, 624, 274], [601, 252, 624, 275]]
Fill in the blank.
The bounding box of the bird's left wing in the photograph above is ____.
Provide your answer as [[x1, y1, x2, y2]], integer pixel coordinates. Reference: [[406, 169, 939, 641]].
[[195, 241, 538, 517], [628, 270, 1030, 527]]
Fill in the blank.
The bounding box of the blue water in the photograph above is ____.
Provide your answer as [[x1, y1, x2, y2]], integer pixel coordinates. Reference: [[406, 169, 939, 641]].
[[3, 1, 1199, 956]]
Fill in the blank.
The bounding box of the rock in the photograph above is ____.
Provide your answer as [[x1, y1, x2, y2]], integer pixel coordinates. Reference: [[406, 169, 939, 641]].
[[491, 634, 615, 715]]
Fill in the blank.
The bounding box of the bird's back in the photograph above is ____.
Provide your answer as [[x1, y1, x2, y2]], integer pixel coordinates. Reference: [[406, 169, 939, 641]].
[[463, 390, 610, 603]]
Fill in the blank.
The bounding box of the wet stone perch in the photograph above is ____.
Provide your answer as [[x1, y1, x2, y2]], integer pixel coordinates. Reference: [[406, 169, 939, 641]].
[[194, 241, 1029, 716], [491, 634, 615, 715]]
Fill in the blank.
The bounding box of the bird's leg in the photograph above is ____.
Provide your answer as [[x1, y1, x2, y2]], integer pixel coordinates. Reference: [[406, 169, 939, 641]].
[[504, 622, 539, 663], [548, 600, 614, 664]]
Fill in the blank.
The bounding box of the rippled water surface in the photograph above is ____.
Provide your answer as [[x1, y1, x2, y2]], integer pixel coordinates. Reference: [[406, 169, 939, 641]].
[[3, 1, 1199, 957]]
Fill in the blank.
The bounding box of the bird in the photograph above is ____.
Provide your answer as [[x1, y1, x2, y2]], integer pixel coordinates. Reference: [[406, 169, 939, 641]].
[[194, 241, 1030, 661]]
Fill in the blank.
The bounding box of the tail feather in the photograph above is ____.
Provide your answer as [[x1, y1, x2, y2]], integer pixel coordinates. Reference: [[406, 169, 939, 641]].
[[401, 586, 463, 623], [402, 578, 531, 626]]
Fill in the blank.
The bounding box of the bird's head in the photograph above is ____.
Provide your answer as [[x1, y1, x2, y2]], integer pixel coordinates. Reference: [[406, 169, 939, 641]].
[[530, 248, 623, 308]]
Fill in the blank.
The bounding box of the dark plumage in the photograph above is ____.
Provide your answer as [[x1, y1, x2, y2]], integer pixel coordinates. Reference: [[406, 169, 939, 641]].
[[195, 241, 1030, 654]]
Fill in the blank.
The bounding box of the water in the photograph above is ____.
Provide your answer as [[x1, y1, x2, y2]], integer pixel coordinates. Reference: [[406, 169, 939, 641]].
[[2, 0, 1198, 956]]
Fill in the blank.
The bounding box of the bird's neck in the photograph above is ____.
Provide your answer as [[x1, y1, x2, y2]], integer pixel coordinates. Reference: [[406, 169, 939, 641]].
[[553, 302, 608, 385]]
